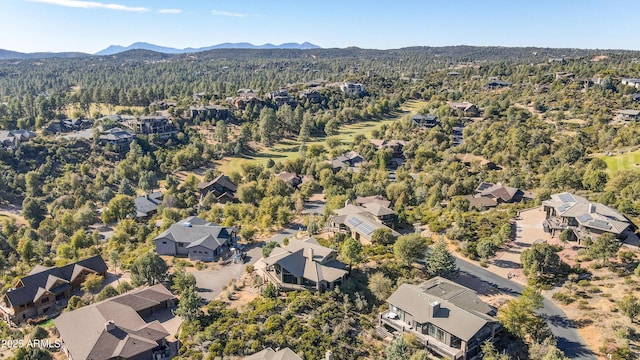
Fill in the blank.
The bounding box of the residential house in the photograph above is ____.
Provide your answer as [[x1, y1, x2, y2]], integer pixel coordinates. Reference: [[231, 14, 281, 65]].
[[266, 89, 297, 107], [149, 100, 176, 110], [450, 102, 480, 117], [189, 105, 230, 120], [154, 216, 236, 262], [542, 192, 634, 243], [197, 174, 238, 203], [45, 118, 91, 134], [98, 127, 136, 151], [447, 71, 460, 76], [555, 72, 575, 80], [340, 82, 365, 96], [122, 116, 177, 139], [621, 78, 640, 90], [380, 277, 499, 360], [55, 284, 178, 360], [276, 171, 302, 187], [298, 88, 323, 103], [0, 130, 35, 150], [228, 90, 264, 110], [370, 139, 407, 158], [455, 153, 500, 170], [615, 109, 640, 122], [330, 204, 399, 244], [0, 255, 108, 323], [244, 348, 302, 360], [548, 58, 566, 64], [463, 182, 534, 209], [632, 93, 640, 102], [412, 114, 440, 128], [355, 195, 391, 209], [275, 172, 313, 188], [134, 192, 163, 218], [259, 238, 347, 292], [483, 80, 510, 90], [329, 151, 366, 172]]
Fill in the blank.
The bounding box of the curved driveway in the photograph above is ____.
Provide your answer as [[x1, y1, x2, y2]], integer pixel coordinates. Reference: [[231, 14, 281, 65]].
[[455, 258, 595, 360]]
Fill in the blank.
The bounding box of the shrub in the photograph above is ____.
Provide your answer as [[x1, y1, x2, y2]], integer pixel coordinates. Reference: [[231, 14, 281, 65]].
[[577, 300, 590, 310], [552, 291, 575, 305], [577, 280, 591, 287]]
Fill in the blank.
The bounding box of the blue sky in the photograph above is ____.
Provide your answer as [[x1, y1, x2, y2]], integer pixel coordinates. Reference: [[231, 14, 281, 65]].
[[1, 0, 637, 53]]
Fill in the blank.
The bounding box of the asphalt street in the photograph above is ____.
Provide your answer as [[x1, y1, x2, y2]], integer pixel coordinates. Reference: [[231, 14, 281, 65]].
[[456, 258, 595, 360]]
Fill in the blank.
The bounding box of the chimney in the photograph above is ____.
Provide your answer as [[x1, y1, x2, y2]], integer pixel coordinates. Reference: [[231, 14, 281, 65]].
[[325, 350, 334, 360], [104, 320, 116, 332], [305, 247, 314, 260], [430, 301, 440, 317]]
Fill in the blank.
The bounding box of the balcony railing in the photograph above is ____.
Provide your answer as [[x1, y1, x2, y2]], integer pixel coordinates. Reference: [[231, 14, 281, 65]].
[[380, 312, 464, 360]]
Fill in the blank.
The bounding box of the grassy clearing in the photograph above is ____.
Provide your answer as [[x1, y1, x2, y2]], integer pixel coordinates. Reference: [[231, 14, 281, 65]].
[[65, 104, 145, 118], [216, 100, 429, 173], [602, 149, 640, 172]]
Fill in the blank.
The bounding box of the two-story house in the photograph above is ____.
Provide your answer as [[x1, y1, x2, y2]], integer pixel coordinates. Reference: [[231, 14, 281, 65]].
[[542, 192, 634, 243], [259, 238, 348, 292], [197, 174, 238, 203], [55, 284, 178, 360], [330, 204, 399, 244], [154, 216, 236, 262], [1, 255, 108, 323], [380, 277, 499, 360], [98, 127, 136, 152]]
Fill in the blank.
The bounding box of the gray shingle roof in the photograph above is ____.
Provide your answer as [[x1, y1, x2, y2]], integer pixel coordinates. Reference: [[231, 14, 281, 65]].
[[154, 217, 232, 252], [134, 192, 163, 217], [543, 192, 631, 234], [386, 277, 496, 341], [263, 239, 347, 283]]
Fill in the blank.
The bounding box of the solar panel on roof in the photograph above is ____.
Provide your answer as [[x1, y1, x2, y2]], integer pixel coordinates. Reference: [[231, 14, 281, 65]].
[[577, 214, 593, 222], [558, 204, 571, 212], [357, 223, 377, 236], [558, 193, 575, 203], [346, 217, 363, 227], [589, 219, 612, 230]]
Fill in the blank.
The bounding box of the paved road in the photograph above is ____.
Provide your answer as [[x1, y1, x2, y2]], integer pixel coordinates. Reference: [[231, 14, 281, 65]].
[[456, 258, 595, 360]]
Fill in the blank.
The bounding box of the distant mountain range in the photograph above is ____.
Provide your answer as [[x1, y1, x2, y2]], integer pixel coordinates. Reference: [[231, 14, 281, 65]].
[[94, 42, 321, 56], [0, 42, 321, 60]]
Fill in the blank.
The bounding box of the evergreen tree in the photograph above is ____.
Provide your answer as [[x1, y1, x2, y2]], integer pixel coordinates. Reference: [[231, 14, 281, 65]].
[[426, 240, 459, 279], [385, 336, 409, 360], [175, 286, 202, 322], [118, 178, 136, 196]]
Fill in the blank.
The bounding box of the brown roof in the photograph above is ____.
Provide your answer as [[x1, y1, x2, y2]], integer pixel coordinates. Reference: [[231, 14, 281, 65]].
[[54, 284, 175, 360]]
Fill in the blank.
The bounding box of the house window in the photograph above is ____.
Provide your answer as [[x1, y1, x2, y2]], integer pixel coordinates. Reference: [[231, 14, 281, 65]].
[[178, 243, 184, 247], [162, 241, 167, 244], [42, 297, 50, 304], [204, 251, 208, 254], [451, 335, 462, 349], [427, 324, 446, 343]]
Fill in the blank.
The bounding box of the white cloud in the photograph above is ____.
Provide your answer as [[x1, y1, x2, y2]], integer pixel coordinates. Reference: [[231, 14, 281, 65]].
[[26, 0, 149, 12], [211, 9, 248, 18], [158, 8, 182, 14]]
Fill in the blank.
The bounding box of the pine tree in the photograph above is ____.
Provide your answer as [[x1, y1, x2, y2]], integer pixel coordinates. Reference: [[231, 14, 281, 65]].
[[426, 240, 459, 279], [175, 286, 202, 322]]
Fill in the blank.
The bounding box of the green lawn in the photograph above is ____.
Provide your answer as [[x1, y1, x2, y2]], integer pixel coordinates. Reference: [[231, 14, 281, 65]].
[[216, 100, 429, 173], [602, 149, 640, 172]]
